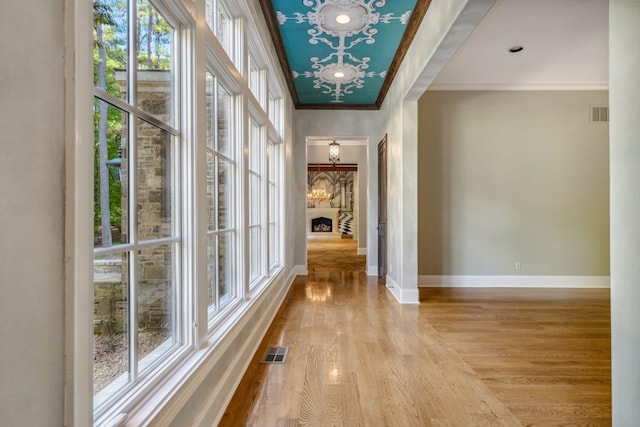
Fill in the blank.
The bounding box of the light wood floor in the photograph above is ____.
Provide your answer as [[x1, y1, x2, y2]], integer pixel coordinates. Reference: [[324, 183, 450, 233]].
[[219, 239, 611, 426]]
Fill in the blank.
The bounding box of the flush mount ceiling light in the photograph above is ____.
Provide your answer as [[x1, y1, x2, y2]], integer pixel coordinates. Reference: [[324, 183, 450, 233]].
[[334, 71, 345, 78], [508, 45, 524, 53], [335, 13, 351, 24]]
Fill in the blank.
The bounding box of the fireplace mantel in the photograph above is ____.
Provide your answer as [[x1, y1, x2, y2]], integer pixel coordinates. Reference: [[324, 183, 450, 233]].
[[307, 207, 341, 239]]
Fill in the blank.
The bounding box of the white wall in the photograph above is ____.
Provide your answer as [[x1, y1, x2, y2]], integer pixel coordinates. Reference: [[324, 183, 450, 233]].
[[0, 0, 66, 425], [610, 0, 640, 424], [418, 90, 610, 278], [373, 0, 495, 302]]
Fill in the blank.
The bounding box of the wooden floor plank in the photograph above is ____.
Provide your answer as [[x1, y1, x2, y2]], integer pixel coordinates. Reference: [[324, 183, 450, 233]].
[[219, 239, 611, 426]]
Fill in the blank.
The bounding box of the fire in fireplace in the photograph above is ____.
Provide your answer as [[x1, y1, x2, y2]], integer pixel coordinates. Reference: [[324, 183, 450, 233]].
[[311, 217, 332, 232]]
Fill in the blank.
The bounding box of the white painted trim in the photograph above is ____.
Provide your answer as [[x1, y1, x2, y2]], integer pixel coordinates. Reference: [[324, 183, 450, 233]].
[[291, 264, 308, 276], [192, 271, 296, 427], [418, 275, 611, 288], [357, 248, 366, 255], [64, 0, 95, 424], [428, 83, 610, 91], [385, 276, 420, 304], [124, 270, 295, 426], [367, 266, 378, 277]]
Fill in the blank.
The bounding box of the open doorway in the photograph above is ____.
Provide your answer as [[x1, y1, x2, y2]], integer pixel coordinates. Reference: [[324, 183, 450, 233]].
[[305, 138, 369, 273]]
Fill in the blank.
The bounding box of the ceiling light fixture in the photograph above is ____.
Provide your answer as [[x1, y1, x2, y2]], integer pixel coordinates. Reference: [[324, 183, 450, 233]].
[[508, 45, 524, 53], [335, 13, 351, 24], [328, 140, 340, 166], [334, 71, 345, 78]]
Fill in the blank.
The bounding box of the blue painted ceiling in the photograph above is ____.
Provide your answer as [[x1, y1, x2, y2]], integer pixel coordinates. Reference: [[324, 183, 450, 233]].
[[261, 0, 430, 110]]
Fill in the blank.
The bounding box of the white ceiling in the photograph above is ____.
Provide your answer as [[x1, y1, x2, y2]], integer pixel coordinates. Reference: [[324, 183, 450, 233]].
[[430, 0, 609, 90]]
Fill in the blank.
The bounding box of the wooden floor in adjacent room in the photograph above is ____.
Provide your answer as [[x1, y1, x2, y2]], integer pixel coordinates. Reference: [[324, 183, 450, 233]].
[[219, 239, 611, 426]]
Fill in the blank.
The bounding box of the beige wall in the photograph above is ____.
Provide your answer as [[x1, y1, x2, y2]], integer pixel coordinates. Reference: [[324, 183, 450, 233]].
[[418, 90, 609, 276], [0, 0, 66, 425]]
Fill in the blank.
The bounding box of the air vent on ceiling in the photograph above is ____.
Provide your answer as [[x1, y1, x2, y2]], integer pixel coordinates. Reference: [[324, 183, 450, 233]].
[[591, 105, 609, 123], [261, 346, 289, 364]]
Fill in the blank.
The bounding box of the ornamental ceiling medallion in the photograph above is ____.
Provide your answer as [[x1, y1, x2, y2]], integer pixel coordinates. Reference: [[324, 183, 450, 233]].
[[276, 0, 413, 104]]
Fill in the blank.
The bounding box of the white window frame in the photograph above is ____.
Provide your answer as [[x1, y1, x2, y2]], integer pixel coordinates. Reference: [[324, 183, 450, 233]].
[[267, 138, 283, 272], [67, 0, 288, 424], [204, 67, 243, 327]]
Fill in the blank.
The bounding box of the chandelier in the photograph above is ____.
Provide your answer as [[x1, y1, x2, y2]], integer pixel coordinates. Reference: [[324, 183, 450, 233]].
[[307, 187, 330, 203]]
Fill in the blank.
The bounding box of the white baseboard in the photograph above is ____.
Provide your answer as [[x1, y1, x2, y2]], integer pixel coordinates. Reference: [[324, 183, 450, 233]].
[[418, 275, 610, 288], [385, 275, 420, 304], [191, 271, 297, 427], [367, 266, 378, 277], [291, 264, 308, 276], [357, 248, 366, 255]]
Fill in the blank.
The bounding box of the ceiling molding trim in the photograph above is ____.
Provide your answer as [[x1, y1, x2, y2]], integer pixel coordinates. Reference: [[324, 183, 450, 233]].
[[376, 0, 433, 108], [427, 82, 610, 91], [257, 0, 300, 107], [297, 103, 379, 111]]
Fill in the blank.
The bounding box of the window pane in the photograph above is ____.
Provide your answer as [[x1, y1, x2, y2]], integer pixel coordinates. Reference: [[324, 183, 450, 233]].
[[205, 0, 214, 32], [207, 234, 218, 310], [93, 252, 130, 397], [219, 159, 232, 229], [94, 100, 129, 248], [248, 120, 261, 172], [248, 54, 261, 103], [206, 154, 216, 230], [249, 173, 260, 226], [137, 244, 175, 368], [94, 0, 129, 101], [205, 0, 233, 60], [205, 71, 215, 149], [217, 83, 232, 156], [219, 232, 234, 306], [217, 5, 231, 56], [249, 226, 261, 283], [136, 0, 174, 124], [269, 223, 276, 268], [269, 182, 276, 222], [137, 119, 174, 240]]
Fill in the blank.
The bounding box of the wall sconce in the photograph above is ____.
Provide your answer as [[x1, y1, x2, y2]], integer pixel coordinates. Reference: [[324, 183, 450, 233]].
[[328, 140, 340, 166]]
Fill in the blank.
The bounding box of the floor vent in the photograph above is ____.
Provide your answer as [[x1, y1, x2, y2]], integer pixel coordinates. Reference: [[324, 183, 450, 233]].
[[261, 346, 289, 364]]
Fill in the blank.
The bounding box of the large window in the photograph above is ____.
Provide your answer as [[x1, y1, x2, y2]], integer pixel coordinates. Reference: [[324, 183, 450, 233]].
[[206, 70, 237, 318], [92, 0, 182, 416], [248, 118, 265, 286], [268, 140, 282, 271], [85, 0, 287, 423]]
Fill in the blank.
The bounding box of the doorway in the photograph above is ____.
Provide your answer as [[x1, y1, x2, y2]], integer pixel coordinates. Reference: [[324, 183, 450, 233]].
[[377, 134, 387, 282], [304, 137, 370, 273]]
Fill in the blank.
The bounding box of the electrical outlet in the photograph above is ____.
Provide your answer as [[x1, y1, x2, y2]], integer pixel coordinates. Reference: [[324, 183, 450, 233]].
[[515, 261, 521, 271]]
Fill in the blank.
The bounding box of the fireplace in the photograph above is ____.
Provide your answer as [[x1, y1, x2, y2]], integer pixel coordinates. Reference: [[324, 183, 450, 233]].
[[311, 217, 332, 232], [307, 207, 340, 238]]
